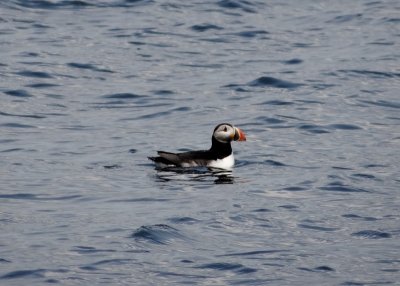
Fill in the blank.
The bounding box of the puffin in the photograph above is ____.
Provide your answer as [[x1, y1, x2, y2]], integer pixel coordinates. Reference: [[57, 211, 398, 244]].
[[148, 123, 246, 170]]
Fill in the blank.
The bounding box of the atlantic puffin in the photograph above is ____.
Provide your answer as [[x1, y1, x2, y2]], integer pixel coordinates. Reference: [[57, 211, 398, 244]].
[[148, 123, 246, 170]]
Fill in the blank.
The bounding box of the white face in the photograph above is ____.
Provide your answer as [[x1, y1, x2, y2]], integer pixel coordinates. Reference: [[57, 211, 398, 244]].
[[213, 124, 236, 143]]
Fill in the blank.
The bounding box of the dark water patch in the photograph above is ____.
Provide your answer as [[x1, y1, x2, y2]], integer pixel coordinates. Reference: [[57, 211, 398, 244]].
[[320, 181, 369, 193], [72, 246, 116, 254], [4, 89, 34, 97], [369, 41, 395, 46], [248, 76, 303, 89], [196, 262, 256, 274], [32, 23, 52, 29], [312, 83, 337, 90], [91, 258, 134, 266], [25, 83, 59, 88], [46, 94, 65, 99], [16, 70, 53, 79], [298, 224, 339, 232], [339, 69, 400, 78], [383, 17, 400, 23], [0, 193, 36, 200], [292, 42, 313, 48], [299, 266, 335, 272], [264, 160, 286, 167], [13, 0, 95, 9], [67, 62, 114, 73], [128, 40, 146, 45], [79, 265, 99, 271], [108, 197, 170, 203], [1, 269, 45, 279], [0, 111, 46, 119], [18, 51, 40, 57], [0, 148, 24, 153], [364, 164, 388, 168], [283, 58, 303, 65], [342, 214, 378, 221], [253, 208, 272, 213], [298, 124, 330, 134], [131, 224, 184, 245], [327, 124, 362, 130], [0, 123, 36, 128], [282, 186, 307, 192], [352, 173, 379, 180], [0, 193, 81, 201], [327, 13, 363, 24], [218, 250, 288, 257], [351, 230, 392, 239], [233, 87, 251, 92], [199, 36, 233, 43], [102, 92, 147, 99], [217, 0, 257, 13], [103, 164, 121, 169], [191, 24, 223, 32], [261, 100, 294, 106], [151, 89, 175, 96], [233, 30, 269, 38], [315, 265, 335, 272], [359, 100, 400, 109]]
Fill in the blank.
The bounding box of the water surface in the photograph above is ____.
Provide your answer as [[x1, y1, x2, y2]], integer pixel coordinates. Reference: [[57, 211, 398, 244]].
[[1, 0, 399, 285]]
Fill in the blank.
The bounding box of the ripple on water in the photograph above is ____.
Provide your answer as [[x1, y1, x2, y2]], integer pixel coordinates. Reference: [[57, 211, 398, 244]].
[[359, 99, 400, 109], [131, 224, 185, 245], [16, 70, 53, 79], [25, 83, 59, 88], [102, 92, 147, 99], [4, 89, 34, 97], [0, 111, 46, 119], [298, 223, 340, 232], [190, 24, 224, 32], [1, 269, 46, 279], [1, 268, 67, 280], [216, 0, 258, 13], [67, 62, 114, 73], [283, 58, 303, 65], [195, 262, 257, 274], [342, 214, 378, 221], [319, 181, 369, 193], [264, 160, 286, 167], [248, 76, 303, 89], [351, 230, 392, 239], [0, 123, 37, 128], [298, 265, 335, 272], [338, 69, 400, 79], [233, 30, 269, 38], [261, 100, 294, 106]]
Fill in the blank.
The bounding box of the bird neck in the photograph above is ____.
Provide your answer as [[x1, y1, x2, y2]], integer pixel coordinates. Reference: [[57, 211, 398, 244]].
[[210, 137, 232, 159]]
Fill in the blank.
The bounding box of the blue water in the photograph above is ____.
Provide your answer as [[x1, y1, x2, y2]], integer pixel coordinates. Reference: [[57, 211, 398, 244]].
[[1, 0, 399, 285]]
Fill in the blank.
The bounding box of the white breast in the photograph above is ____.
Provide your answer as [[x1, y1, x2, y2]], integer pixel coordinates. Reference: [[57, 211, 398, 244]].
[[207, 154, 234, 170]]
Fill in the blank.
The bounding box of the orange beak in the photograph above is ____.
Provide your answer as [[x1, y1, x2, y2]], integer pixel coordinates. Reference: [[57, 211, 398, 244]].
[[234, 127, 246, 141]]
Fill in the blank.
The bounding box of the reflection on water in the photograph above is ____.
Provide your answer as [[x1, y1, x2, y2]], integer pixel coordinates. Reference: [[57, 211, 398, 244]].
[[154, 166, 235, 184]]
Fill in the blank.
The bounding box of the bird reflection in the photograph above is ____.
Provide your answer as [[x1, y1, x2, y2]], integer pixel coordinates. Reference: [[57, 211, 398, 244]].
[[153, 166, 235, 184]]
